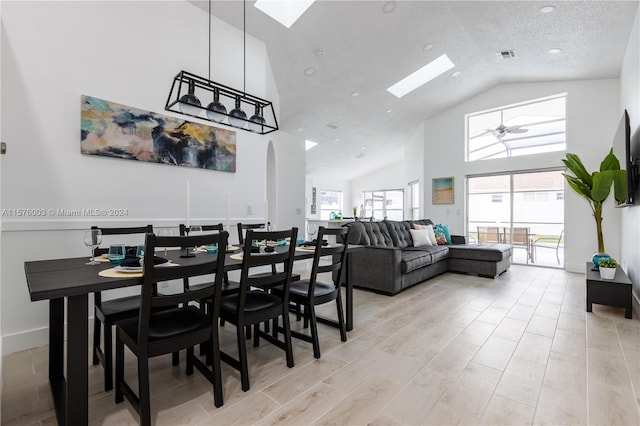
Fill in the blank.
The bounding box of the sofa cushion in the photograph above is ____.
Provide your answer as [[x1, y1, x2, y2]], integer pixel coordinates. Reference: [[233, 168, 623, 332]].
[[402, 245, 449, 273], [448, 244, 512, 262], [384, 220, 413, 248]]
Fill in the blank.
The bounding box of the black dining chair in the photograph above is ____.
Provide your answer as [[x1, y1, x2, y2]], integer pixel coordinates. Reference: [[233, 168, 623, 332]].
[[236, 222, 270, 247], [220, 227, 298, 391], [272, 226, 349, 358], [91, 225, 153, 391], [115, 231, 228, 426]]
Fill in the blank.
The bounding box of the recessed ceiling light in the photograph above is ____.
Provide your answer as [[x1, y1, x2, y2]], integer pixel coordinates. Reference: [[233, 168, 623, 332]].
[[254, 0, 315, 28], [304, 67, 316, 76], [387, 54, 455, 98], [386, 108, 393, 113], [351, 91, 360, 98], [297, 127, 304, 132], [360, 146, 367, 150], [305, 140, 318, 151], [451, 71, 462, 78], [540, 5, 556, 13], [382, 1, 396, 14], [548, 48, 563, 54], [423, 43, 434, 52], [314, 48, 325, 57], [334, 138, 340, 142]]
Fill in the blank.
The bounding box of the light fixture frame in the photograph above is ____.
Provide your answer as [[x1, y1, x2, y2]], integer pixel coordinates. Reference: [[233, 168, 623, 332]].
[[165, 70, 278, 135]]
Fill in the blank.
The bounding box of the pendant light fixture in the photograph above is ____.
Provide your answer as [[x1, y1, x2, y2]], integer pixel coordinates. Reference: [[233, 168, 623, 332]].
[[165, 0, 278, 134]]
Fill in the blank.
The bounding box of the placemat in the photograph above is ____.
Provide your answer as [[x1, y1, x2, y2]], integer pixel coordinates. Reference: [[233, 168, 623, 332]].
[[99, 268, 143, 278], [296, 246, 316, 253], [230, 253, 243, 261]]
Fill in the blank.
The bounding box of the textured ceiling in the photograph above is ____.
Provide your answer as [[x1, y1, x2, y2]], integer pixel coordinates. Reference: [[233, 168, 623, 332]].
[[191, 0, 639, 180]]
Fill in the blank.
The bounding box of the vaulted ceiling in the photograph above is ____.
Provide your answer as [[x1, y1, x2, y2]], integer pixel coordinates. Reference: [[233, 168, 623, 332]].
[[193, 1, 639, 180]]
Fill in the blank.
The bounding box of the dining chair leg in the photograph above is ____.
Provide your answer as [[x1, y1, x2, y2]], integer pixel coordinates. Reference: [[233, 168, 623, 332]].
[[253, 323, 260, 348], [296, 302, 301, 321], [272, 317, 279, 338], [281, 310, 294, 368], [335, 290, 347, 342], [237, 323, 250, 391], [210, 328, 223, 408], [103, 323, 113, 391], [303, 305, 309, 329], [92, 316, 101, 365], [172, 351, 180, 366], [307, 304, 321, 359], [114, 331, 124, 404], [186, 347, 194, 375], [139, 356, 151, 426]]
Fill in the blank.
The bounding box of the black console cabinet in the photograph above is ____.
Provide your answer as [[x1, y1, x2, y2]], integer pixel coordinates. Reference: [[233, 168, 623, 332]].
[[586, 262, 633, 319]]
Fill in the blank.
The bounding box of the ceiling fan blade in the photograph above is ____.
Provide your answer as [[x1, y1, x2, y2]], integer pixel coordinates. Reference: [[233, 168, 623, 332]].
[[508, 127, 528, 134]]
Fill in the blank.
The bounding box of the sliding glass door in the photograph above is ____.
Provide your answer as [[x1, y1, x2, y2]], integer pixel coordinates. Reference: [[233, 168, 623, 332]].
[[467, 169, 564, 268]]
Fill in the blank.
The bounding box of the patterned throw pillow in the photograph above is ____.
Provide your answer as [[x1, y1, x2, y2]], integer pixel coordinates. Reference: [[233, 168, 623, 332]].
[[433, 224, 451, 245]]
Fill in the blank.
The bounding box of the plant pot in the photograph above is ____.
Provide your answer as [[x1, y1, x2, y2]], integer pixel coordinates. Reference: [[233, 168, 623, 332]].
[[592, 252, 610, 267], [599, 266, 616, 280]]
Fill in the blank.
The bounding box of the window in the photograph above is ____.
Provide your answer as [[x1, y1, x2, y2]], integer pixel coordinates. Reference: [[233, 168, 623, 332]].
[[491, 194, 503, 203], [362, 190, 404, 220], [466, 94, 566, 162], [409, 181, 420, 220], [319, 190, 342, 220]]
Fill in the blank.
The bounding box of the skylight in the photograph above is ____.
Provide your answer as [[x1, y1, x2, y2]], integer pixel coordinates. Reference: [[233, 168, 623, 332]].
[[254, 0, 315, 28], [387, 54, 455, 98], [305, 140, 318, 151]]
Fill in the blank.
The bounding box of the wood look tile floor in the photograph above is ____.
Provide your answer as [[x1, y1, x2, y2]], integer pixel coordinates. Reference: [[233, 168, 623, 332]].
[[3, 265, 640, 425]]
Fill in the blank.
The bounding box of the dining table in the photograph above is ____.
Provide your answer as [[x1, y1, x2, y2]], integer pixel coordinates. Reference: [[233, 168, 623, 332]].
[[24, 244, 357, 426]]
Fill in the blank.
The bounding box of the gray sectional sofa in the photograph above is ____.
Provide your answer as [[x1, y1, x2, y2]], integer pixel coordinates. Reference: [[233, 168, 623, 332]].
[[344, 219, 512, 295]]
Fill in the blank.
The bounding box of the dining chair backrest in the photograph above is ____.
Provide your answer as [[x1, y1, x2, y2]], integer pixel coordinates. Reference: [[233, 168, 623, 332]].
[[477, 226, 500, 244], [306, 226, 349, 299], [92, 225, 153, 254], [179, 223, 224, 236], [138, 231, 228, 346], [236, 227, 297, 305], [510, 227, 530, 245], [236, 222, 270, 246]]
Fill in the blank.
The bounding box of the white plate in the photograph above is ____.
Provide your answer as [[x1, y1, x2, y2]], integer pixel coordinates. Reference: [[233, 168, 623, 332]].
[[114, 265, 143, 273]]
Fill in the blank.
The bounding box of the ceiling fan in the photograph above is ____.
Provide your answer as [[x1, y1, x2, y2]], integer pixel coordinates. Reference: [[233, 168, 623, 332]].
[[486, 111, 528, 141]]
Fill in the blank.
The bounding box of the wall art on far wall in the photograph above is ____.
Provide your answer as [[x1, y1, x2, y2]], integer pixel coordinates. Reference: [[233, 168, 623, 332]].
[[432, 177, 454, 204], [81, 95, 236, 172]]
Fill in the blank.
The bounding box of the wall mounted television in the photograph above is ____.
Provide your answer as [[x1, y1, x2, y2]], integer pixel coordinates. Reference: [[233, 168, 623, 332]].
[[613, 109, 637, 206]]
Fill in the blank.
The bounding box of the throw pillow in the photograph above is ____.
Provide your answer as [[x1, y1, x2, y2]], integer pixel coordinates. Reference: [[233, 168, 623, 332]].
[[433, 224, 447, 245], [435, 223, 452, 244], [425, 224, 438, 245], [409, 229, 432, 247], [413, 224, 426, 230]]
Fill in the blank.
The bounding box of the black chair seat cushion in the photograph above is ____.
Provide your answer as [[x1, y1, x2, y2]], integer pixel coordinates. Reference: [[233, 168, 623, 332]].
[[117, 306, 209, 342], [289, 280, 335, 298], [221, 291, 281, 314], [99, 295, 140, 318]]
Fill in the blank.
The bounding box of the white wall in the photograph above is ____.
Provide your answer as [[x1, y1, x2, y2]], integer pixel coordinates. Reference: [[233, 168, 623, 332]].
[[421, 79, 621, 272], [344, 124, 425, 219], [0, 1, 305, 354], [619, 8, 640, 304]]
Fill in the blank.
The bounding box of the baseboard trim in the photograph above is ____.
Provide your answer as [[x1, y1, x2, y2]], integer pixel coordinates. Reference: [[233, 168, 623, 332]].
[[2, 318, 96, 356]]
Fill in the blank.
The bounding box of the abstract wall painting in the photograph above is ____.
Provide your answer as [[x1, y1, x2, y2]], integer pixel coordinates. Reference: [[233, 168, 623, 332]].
[[80, 95, 236, 172], [432, 177, 454, 204]]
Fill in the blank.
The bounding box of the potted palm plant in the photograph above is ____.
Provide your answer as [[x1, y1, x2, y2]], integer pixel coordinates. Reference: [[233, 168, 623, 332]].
[[562, 149, 626, 265], [598, 257, 618, 279]]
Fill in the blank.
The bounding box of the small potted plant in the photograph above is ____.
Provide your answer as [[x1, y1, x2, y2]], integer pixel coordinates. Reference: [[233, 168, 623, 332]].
[[598, 257, 618, 279]]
